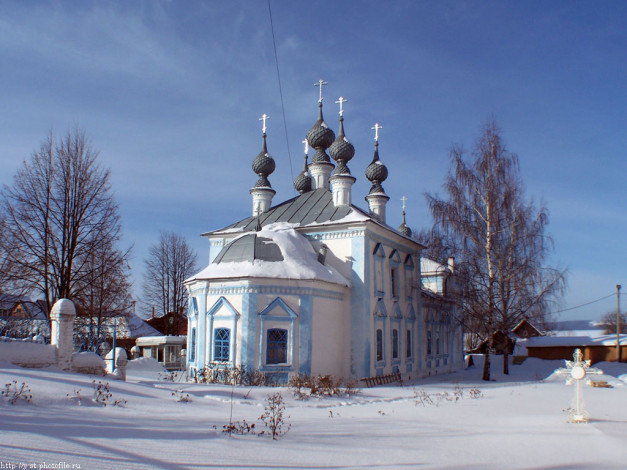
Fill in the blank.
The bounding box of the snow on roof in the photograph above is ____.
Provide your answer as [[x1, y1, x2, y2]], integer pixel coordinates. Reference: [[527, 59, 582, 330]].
[[126, 313, 161, 337], [526, 334, 627, 347], [188, 222, 350, 287], [136, 335, 187, 346], [546, 320, 606, 337], [420, 257, 448, 275]]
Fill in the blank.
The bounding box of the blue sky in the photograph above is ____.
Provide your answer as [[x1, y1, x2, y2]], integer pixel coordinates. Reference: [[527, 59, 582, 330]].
[[1, 1, 625, 321]]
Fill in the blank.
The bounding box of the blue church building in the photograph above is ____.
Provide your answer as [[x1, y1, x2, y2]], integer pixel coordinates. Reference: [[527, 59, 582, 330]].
[[185, 86, 463, 382]]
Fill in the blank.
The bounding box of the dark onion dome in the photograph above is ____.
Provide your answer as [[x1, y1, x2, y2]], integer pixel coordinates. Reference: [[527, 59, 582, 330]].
[[252, 132, 275, 188], [306, 102, 335, 163], [329, 116, 355, 164], [365, 141, 388, 194], [329, 116, 355, 176], [398, 211, 412, 237], [293, 154, 312, 194]]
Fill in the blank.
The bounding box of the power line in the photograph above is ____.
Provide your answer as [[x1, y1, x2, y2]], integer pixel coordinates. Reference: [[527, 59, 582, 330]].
[[267, 0, 295, 191], [551, 293, 616, 314]]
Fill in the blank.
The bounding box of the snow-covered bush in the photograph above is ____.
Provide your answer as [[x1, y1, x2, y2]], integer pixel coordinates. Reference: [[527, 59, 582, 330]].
[[259, 392, 290, 440], [194, 364, 267, 386], [288, 373, 360, 400], [222, 419, 255, 435], [172, 389, 192, 403], [67, 388, 83, 405], [413, 385, 481, 407], [92, 380, 126, 407], [1, 380, 32, 404]]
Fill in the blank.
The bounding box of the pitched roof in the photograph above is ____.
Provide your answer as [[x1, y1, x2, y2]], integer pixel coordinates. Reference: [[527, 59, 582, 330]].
[[209, 188, 370, 235]]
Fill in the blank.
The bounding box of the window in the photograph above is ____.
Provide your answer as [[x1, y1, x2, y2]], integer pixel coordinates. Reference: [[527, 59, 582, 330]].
[[391, 267, 399, 298], [214, 328, 230, 362], [427, 331, 432, 356], [436, 332, 441, 355], [376, 328, 383, 362], [374, 243, 385, 295], [190, 328, 196, 362], [266, 328, 288, 364], [406, 329, 412, 358], [392, 329, 399, 359]]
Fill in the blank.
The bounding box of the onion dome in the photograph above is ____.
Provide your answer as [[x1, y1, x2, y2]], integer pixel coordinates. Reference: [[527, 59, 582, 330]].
[[293, 154, 312, 194], [365, 140, 388, 195], [252, 132, 275, 188], [329, 115, 355, 176], [306, 102, 335, 163], [398, 210, 412, 237]]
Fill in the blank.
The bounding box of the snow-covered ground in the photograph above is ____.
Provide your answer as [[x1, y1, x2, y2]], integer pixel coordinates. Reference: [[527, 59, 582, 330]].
[[1, 357, 626, 469]]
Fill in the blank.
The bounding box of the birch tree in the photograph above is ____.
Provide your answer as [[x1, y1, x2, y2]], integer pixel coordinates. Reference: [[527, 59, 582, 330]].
[[142, 232, 197, 319], [426, 121, 565, 380]]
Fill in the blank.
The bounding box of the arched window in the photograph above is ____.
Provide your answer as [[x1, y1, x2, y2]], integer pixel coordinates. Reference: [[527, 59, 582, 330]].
[[266, 328, 288, 364], [392, 329, 399, 359], [214, 328, 231, 362], [190, 327, 196, 362], [427, 330, 432, 356]]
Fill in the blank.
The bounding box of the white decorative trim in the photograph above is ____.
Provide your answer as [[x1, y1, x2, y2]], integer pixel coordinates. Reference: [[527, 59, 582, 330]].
[[306, 229, 365, 241], [203, 284, 345, 300]]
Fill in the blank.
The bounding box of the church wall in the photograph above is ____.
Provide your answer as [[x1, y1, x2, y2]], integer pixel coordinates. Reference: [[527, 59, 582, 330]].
[[310, 295, 350, 378], [254, 291, 301, 377], [301, 226, 371, 379], [365, 225, 422, 379], [188, 276, 350, 382], [350, 232, 370, 378], [421, 298, 463, 376]]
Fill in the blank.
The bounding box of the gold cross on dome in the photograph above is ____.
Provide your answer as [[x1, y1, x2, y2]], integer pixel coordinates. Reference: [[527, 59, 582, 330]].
[[259, 114, 270, 134], [372, 123, 383, 141], [335, 96, 347, 116], [315, 79, 328, 102]]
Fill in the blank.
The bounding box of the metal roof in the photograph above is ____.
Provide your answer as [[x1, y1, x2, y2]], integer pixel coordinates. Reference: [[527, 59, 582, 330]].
[[214, 188, 359, 234], [212, 234, 284, 264]]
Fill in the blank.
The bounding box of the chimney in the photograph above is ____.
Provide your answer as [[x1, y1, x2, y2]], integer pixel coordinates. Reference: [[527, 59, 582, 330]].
[[317, 244, 328, 265], [447, 256, 455, 273]]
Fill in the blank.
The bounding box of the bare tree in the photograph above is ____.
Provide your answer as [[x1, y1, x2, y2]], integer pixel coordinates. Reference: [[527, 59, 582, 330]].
[[72, 238, 134, 351], [0, 129, 130, 318], [426, 120, 565, 380], [599, 311, 627, 335], [142, 232, 198, 319]]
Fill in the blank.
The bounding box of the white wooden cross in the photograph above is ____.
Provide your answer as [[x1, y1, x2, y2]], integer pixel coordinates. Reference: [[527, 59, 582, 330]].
[[302, 139, 309, 155], [259, 114, 270, 134], [335, 96, 347, 116], [315, 79, 328, 102], [554, 348, 603, 423], [372, 123, 382, 141]]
